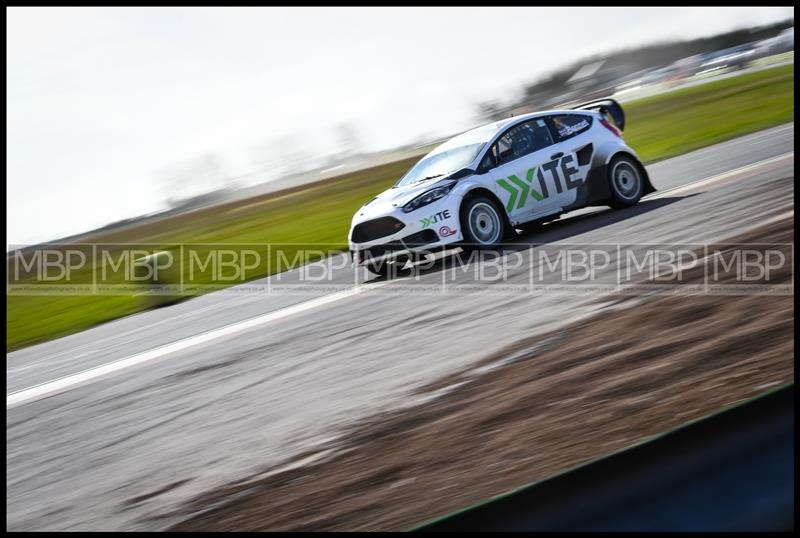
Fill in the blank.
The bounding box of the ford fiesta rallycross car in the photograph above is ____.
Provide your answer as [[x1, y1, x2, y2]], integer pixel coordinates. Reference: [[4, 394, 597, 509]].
[[348, 99, 655, 277]]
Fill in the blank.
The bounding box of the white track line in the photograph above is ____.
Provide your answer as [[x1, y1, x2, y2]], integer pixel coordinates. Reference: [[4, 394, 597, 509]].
[[645, 151, 793, 199], [7, 281, 392, 408], [7, 151, 795, 409]]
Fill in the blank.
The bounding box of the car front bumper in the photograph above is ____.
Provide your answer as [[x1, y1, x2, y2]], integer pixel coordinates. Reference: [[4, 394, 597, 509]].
[[348, 199, 463, 266]]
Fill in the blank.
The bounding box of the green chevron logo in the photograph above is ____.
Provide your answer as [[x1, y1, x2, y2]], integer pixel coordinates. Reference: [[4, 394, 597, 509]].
[[496, 166, 543, 212], [420, 209, 452, 229]]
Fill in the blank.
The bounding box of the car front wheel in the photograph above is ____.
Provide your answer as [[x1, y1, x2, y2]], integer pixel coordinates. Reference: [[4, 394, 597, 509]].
[[460, 195, 507, 250]]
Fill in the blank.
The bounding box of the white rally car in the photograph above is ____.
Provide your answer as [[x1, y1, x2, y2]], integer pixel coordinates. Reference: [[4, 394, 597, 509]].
[[348, 99, 655, 276]]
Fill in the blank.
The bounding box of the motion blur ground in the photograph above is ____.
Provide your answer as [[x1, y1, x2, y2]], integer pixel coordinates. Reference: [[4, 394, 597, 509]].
[[170, 218, 794, 532], [6, 126, 794, 531]]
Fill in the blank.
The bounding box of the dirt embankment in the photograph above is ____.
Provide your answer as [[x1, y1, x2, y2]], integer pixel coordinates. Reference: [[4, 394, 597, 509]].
[[166, 218, 794, 532]]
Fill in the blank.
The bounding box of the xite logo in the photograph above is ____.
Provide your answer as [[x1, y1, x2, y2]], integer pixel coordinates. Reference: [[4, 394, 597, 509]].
[[496, 154, 582, 212], [421, 209, 451, 228]]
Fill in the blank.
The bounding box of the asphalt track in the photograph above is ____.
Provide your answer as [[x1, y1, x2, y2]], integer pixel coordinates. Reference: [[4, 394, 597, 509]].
[[6, 123, 795, 530]]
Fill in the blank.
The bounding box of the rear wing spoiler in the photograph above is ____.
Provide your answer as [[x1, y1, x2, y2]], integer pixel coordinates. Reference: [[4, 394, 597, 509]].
[[572, 98, 625, 131]]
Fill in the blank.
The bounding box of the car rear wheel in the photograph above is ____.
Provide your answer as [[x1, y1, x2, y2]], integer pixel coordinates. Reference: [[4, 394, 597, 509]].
[[460, 195, 507, 251], [608, 155, 644, 209]]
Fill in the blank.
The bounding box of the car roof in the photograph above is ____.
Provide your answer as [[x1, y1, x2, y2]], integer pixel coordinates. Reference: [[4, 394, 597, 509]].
[[429, 109, 594, 156]]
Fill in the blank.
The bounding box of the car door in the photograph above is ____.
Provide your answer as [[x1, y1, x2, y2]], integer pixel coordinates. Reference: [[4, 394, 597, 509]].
[[484, 118, 560, 224], [542, 113, 595, 211]]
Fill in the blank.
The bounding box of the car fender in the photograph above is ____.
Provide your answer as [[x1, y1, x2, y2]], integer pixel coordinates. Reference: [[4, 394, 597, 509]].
[[404, 189, 466, 244], [570, 141, 655, 209], [449, 177, 513, 231]]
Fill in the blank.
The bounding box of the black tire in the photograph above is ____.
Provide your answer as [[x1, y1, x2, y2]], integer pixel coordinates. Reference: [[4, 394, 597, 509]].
[[365, 255, 410, 279], [607, 155, 645, 209], [459, 195, 508, 251]]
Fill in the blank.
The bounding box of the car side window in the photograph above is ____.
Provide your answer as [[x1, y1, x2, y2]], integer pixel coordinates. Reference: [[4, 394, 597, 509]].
[[489, 118, 555, 168], [549, 114, 593, 141], [477, 149, 496, 173]]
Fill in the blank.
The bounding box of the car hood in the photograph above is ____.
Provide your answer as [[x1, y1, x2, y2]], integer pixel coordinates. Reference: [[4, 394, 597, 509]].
[[352, 179, 453, 222]]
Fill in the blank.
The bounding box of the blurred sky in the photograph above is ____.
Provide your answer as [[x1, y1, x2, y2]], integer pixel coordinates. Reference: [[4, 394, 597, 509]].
[[6, 7, 794, 245]]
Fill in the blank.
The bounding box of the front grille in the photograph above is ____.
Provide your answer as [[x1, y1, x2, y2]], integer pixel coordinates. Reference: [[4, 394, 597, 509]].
[[351, 217, 405, 243], [357, 229, 440, 263]]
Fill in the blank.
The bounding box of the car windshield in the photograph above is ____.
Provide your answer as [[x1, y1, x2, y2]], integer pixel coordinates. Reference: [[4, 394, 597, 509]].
[[395, 143, 485, 187]]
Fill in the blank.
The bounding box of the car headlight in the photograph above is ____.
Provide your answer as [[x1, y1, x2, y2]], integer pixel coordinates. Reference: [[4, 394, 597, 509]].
[[402, 182, 456, 213]]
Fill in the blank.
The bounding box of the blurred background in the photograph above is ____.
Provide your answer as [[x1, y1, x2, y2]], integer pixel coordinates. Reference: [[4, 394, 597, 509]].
[[6, 7, 794, 246]]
